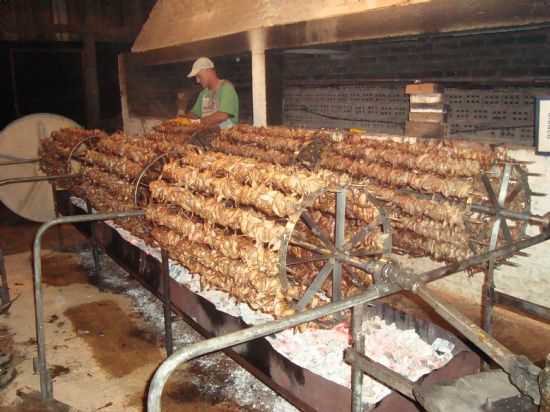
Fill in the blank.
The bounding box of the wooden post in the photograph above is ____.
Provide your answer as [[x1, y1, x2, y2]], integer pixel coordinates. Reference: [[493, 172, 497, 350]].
[[82, 0, 101, 128]]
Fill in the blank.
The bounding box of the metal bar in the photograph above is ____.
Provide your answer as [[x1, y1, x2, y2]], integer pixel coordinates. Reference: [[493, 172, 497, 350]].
[[541, 355, 550, 412], [482, 217, 501, 335], [483, 163, 512, 336], [333, 190, 346, 305], [85, 200, 101, 281], [350, 303, 365, 412], [0, 249, 10, 306], [414, 284, 541, 404], [494, 291, 550, 323], [147, 285, 400, 412], [286, 255, 330, 266], [300, 212, 335, 251], [289, 237, 393, 278], [148, 229, 550, 411], [295, 261, 334, 312], [470, 204, 549, 226], [0, 157, 40, 166], [345, 349, 415, 401], [51, 183, 64, 251], [161, 249, 174, 356], [419, 229, 550, 284], [32, 210, 144, 400], [0, 174, 78, 187]]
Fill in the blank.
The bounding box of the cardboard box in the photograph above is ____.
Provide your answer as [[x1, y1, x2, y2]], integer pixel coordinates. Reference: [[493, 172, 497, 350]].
[[405, 121, 445, 138], [405, 83, 443, 95]]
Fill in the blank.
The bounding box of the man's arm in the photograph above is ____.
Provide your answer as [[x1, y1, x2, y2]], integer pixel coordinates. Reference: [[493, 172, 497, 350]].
[[200, 111, 229, 126]]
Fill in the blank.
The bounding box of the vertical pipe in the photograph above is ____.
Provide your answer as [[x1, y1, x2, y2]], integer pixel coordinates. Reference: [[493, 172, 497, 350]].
[[50, 183, 64, 251], [250, 29, 267, 127], [85, 200, 101, 280], [0, 249, 10, 306], [333, 189, 347, 305], [161, 249, 173, 356], [32, 211, 144, 400], [482, 164, 512, 336], [351, 303, 365, 412], [540, 355, 550, 412]]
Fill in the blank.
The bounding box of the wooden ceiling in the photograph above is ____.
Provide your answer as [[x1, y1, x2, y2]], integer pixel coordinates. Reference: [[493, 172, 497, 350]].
[[0, 0, 155, 43]]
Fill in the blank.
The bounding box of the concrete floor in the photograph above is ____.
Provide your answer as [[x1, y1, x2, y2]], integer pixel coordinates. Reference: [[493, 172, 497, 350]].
[[0, 203, 549, 411]]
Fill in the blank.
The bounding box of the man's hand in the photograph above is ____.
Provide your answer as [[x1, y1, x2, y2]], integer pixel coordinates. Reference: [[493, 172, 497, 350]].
[[200, 111, 230, 127]]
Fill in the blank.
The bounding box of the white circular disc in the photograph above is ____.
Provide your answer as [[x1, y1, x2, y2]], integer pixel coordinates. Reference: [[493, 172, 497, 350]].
[[0, 113, 81, 222]]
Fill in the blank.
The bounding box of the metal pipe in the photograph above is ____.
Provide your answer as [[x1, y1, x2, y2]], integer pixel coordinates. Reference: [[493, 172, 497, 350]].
[[0, 174, 78, 187], [414, 284, 541, 404], [50, 183, 64, 251], [470, 204, 550, 227], [148, 228, 550, 410], [0, 249, 9, 306], [333, 189, 346, 306], [147, 284, 400, 412], [494, 291, 550, 323], [0, 157, 40, 166], [345, 349, 415, 401], [33, 210, 144, 400], [419, 229, 550, 284], [85, 200, 101, 280], [161, 249, 173, 356], [350, 303, 365, 412]]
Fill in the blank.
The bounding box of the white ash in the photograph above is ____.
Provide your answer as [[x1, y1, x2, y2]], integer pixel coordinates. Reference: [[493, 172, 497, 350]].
[[267, 317, 453, 405], [71, 196, 453, 406], [77, 246, 297, 412]]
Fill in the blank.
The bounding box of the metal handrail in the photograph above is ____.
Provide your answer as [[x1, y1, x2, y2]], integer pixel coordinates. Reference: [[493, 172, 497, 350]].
[[32, 210, 145, 400]]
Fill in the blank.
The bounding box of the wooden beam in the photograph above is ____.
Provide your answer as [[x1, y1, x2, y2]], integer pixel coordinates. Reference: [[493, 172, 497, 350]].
[[82, 0, 100, 128]]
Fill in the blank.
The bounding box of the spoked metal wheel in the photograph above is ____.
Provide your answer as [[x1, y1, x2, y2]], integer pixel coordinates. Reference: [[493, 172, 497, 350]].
[[278, 186, 392, 313]]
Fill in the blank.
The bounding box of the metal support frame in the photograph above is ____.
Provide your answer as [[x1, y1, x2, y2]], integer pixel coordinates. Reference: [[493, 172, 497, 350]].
[[85, 200, 101, 280], [161, 249, 174, 356], [281, 187, 392, 314], [50, 182, 64, 250], [32, 210, 144, 400], [147, 227, 550, 412], [481, 164, 513, 336], [493, 291, 550, 323], [0, 156, 40, 166], [0, 249, 10, 306]]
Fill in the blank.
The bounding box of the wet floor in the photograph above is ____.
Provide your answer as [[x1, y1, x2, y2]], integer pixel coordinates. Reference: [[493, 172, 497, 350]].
[[64, 299, 162, 378]]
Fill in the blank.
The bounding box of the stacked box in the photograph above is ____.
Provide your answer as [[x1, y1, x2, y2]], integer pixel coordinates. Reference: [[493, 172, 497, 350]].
[[405, 83, 447, 138]]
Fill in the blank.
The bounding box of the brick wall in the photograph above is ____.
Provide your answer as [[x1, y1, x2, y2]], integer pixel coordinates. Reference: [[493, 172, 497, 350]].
[[280, 28, 550, 144]]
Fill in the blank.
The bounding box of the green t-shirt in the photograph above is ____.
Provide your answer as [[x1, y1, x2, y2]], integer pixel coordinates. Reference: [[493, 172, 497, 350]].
[[191, 80, 239, 127]]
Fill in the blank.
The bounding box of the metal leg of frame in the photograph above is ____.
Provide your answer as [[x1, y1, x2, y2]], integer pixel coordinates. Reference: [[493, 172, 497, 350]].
[[0, 249, 10, 306], [540, 355, 550, 412], [50, 183, 64, 251], [333, 189, 346, 320], [85, 200, 101, 281], [161, 249, 174, 356], [351, 303, 365, 412], [33, 210, 144, 400]]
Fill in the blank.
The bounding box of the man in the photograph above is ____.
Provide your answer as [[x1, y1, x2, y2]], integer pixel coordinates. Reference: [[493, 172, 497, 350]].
[[187, 57, 239, 129]]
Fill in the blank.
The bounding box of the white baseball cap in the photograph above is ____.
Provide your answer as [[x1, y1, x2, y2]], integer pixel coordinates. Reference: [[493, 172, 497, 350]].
[[187, 57, 214, 77]]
